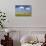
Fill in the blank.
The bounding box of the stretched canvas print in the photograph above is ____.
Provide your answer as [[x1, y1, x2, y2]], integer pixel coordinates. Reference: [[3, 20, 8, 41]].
[[15, 5, 32, 16]]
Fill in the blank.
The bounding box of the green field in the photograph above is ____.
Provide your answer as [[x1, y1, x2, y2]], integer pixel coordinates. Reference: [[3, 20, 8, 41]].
[[16, 13, 32, 16]]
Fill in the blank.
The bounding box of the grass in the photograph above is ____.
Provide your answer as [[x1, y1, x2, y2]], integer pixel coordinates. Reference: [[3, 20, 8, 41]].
[[16, 13, 32, 16]]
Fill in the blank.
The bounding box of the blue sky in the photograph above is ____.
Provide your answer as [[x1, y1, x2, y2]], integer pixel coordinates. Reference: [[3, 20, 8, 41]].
[[16, 5, 32, 13]]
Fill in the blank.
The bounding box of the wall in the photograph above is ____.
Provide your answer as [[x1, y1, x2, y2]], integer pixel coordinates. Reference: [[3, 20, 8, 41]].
[[0, 0, 46, 28]]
